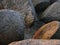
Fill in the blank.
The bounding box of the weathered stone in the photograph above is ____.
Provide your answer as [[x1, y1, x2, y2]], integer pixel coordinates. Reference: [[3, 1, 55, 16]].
[[9, 39, 60, 45], [0, 9, 25, 45], [33, 21, 60, 39], [40, 2, 60, 23], [34, 0, 58, 20]]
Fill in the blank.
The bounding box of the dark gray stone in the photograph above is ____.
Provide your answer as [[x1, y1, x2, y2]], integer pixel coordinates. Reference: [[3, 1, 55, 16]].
[[0, 9, 25, 45], [24, 21, 44, 39], [35, 2, 50, 15], [32, 0, 50, 6]]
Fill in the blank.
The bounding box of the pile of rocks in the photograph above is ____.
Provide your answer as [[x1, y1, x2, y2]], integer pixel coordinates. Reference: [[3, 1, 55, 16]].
[[0, 0, 60, 45]]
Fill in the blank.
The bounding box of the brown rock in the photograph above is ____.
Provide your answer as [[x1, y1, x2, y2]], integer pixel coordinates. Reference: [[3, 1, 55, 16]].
[[33, 21, 60, 39]]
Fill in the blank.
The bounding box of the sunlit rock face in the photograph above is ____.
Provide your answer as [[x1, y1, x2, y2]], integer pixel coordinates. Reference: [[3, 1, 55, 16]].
[[0, 9, 25, 45]]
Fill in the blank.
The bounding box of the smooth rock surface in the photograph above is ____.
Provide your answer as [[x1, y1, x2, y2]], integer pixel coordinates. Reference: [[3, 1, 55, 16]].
[[32, 0, 50, 6], [40, 2, 60, 23]]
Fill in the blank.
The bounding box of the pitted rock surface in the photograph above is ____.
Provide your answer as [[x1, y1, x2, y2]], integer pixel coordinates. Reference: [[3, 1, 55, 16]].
[[9, 39, 60, 45], [0, 9, 25, 45]]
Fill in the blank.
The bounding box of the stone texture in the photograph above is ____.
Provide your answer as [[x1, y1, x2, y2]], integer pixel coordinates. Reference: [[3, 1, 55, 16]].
[[35, 2, 50, 16], [25, 11, 34, 27], [9, 39, 60, 45], [40, 2, 60, 23], [0, 0, 37, 26], [32, 0, 50, 6], [0, 9, 25, 45], [33, 21, 60, 39], [24, 21, 44, 39]]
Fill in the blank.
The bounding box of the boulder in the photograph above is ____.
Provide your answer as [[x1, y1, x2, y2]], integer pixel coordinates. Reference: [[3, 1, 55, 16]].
[[0, 9, 25, 45]]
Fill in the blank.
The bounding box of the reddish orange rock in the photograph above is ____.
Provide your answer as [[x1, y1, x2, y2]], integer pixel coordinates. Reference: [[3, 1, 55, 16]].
[[33, 21, 60, 39]]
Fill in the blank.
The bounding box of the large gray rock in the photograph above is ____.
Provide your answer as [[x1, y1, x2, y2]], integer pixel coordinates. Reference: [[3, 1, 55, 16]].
[[40, 2, 60, 23], [0, 0, 39, 26], [0, 9, 25, 45]]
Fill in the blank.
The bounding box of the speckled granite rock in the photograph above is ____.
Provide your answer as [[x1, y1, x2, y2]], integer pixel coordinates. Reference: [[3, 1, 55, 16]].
[[0, 0, 37, 26], [9, 39, 60, 45], [0, 9, 25, 45], [25, 11, 34, 27]]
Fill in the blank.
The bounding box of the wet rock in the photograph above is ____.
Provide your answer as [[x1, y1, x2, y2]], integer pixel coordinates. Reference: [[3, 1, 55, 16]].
[[33, 21, 60, 39], [9, 39, 60, 45], [0, 9, 25, 45], [40, 2, 60, 23]]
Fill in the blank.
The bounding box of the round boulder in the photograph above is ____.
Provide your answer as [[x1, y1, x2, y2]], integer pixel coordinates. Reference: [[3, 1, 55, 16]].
[[0, 9, 25, 45]]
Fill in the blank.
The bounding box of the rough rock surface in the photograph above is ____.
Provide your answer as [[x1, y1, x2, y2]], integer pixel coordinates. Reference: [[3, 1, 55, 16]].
[[9, 39, 60, 45], [0, 0, 36, 26], [0, 9, 25, 45], [32, 0, 50, 6]]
